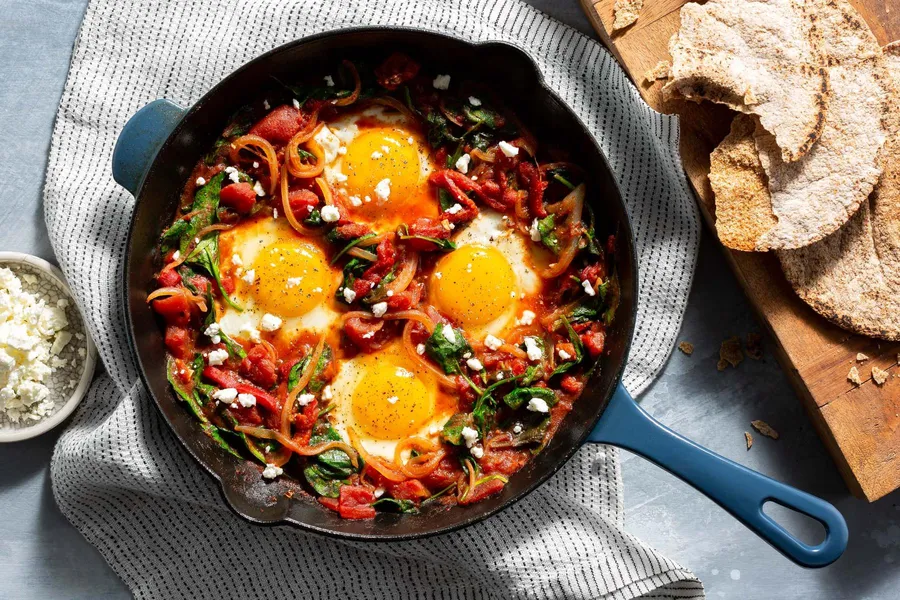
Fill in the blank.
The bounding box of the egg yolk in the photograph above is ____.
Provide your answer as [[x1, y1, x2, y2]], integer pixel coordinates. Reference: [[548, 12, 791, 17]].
[[351, 358, 435, 440], [247, 240, 333, 317], [430, 244, 517, 327], [341, 127, 436, 224]]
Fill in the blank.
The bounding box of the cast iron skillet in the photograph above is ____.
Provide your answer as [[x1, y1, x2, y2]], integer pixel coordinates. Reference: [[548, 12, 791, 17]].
[[112, 27, 847, 566]]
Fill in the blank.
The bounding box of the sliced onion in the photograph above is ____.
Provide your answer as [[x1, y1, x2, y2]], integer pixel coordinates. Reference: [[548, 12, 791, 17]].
[[287, 138, 325, 179], [385, 252, 418, 296], [393, 436, 441, 463], [470, 147, 497, 163], [369, 95, 414, 120], [236, 426, 359, 467], [349, 427, 407, 482], [538, 184, 585, 278], [347, 247, 378, 261], [332, 60, 361, 107], [280, 336, 326, 435], [147, 287, 208, 312], [399, 450, 446, 479], [280, 164, 320, 236], [229, 134, 280, 195]]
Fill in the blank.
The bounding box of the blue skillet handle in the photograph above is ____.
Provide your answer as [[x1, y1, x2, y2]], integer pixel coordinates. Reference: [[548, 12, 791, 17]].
[[588, 383, 848, 568], [112, 99, 186, 195]]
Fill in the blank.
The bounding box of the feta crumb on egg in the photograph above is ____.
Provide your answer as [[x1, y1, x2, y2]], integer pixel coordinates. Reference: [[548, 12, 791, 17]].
[[239, 321, 262, 344], [461, 426, 479, 448], [582, 279, 596, 296], [484, 335, 504, 351], [371, 151, 383, 159], [237, 393, 256, 408], [292, 98, 300, 109], [468, 96, 482, 106], [364, 195, 372, 203], [371, 302, 388, 318], [241, 269, 256, 284], [231, 253, 243, 266], [557, 348, 572, 361], [445, 203, 464, 215], [312, 287, 323, 294], [416, 343, 426, 355], [262, 463, 283, 480], [321, 205, 341, 223], [286, 277, 302, 288], [470, 446, 484, 459], [322, 385, 333, 400], [455, 153, 471, 174], [195, 176, 206, 186], [342, 287, 357, 303], [387, 396, 399, 405], [433, 74, 451, 89], [523, 336, 542, 361], [529, 218, 542, 241], [434, 272, 442, 279], [324, 75, 335, 87], [260, 313, 282, 332], [519, 310, 535, 326], [441, 324, 456, 343], [253, 181, 265, 197], [527, 397, 549, 413], [407, 136, 414, 144], [498, 140, 519, 157], [212, 388, 238, 403], [374, 178, 391, 201], [349, 195, 363, 207], [466, 357, 483, 371], [207, 348, 229, 366], [297, 393, 315, 406]]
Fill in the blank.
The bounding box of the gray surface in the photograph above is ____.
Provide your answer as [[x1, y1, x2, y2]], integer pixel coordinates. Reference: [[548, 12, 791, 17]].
[[0, 0, 897, 598]]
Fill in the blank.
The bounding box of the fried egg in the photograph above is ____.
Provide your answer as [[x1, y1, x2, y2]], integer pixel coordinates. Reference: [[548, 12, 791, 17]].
[[315, 105, 439, 232], [217, 217, 342, 341], [428, 210, 542, 338], [329, 340, 456, 460]]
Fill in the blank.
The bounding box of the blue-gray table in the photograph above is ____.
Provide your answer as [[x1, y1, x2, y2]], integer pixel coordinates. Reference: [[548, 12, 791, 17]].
[[2, 1, 898, 598]]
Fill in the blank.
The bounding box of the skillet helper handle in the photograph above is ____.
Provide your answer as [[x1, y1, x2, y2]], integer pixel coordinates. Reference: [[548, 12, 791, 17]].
[[588, 383, 848, 568], [112, 99, 185, 195]]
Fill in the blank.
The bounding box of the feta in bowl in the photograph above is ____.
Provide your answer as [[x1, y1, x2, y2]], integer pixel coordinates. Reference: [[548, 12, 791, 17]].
[[0, 252, 96, 442]]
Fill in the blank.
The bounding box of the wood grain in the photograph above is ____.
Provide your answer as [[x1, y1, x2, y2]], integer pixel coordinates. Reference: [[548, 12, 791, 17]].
[[581, 0, 900, 501]]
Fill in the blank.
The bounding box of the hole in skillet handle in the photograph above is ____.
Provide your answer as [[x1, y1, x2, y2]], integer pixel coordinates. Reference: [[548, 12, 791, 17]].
[[587, 383, 849, 568]]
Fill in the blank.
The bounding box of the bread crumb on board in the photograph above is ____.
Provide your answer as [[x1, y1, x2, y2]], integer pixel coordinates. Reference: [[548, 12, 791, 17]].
[[857, 352, 869, 362], [717, 336, 743, 371], [612, 0, 643, 32], [678, 341, 694, 355], [750, 420, 779, 440], [872, 366, 889, 386], [744, 431, 753, 450], [644, 60, 671, 83], [847, 366, 862, 385]]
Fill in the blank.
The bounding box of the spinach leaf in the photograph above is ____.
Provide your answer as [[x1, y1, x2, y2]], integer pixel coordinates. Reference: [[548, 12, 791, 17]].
[[304, 209, 323, 227], [470, 130, 495, 151], [550, 316, 583, 377], [508, 417, 551, 447], [582, 205, 603, 256], [472, 393, 498, 437], [184, 234, 242, 311], [162, 172, 225, 254], [397, 224, 456, 252], [303, 463, 346, 498], [441, 413, 470, 445], [310, 423, 355, 478], [287, 345, 333, 394], [402, 85, 417, 115], [463, 105, 500, 128], [335, 258, 367, 305], [365, 269, 396, 303], [437, 188, 456, 211], [221, 413, 268, 464], [421, 482, 457, 506], [425, 324, 471, 375], [330, 232, 377, 265], [425, 111, 460, 148], [502, 386, 556, 410], [536, 214, 560, 254], [373, 498, 419, 514], [201, 289, 246, 360]]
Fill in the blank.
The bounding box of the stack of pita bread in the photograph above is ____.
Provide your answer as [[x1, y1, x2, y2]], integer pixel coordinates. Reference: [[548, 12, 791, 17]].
[[663, 0, 900, 340]]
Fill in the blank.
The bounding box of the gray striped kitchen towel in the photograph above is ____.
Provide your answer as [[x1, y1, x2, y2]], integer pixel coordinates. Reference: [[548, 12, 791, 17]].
[[45, 0, 703, 598]]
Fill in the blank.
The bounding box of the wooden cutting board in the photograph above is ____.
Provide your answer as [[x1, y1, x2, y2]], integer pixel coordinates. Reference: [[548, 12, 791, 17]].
[[580, 0, 900, 502]]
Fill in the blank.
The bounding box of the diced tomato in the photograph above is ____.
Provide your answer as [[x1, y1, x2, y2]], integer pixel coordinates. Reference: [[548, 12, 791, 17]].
[[459, 477, 505, 505], [560, 374, 584, 395], [556, 342, 576, 360], [518, 161, 548, 218], [579, 263, 603, 287], [187, 275, 211, 294], [288, 188, 319, 217], [428, 170, 483, 218], [164, 326, 192, 359], [292, 399, 318, 432], [220, 274, 235, 295], [338, 485, 376, 520], [152, 294, 192, 326], [249, 104, 304, 145], [156, 268, 181, 288], [374, 52, 421, 90], [606, 234, 616, 256], [219, 182, 257, 214], [389, 479, 430, 501], [480, 447, 529, 477], [202, 366, 279, 412], [386, 281, 423, 311], [318, 497, 340, 512], [331, 222, 372, 240], [228, 404, 264, 426], [508, 358, 527, 376], [405, 217, 453, 252], [420, 456, 462, 490], [240, 345, 279, 389], [362, 239, 397, 280], [343, 317, 391, 353], [581, 327, 606, 358]]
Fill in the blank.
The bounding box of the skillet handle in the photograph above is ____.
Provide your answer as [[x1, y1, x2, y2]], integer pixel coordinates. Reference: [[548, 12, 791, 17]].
[[112, 99, 185, 195], [587, 383, 848, 568]]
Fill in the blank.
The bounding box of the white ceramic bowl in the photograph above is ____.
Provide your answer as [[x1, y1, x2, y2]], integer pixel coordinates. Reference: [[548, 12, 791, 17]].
[[0, 252, 97, 442]]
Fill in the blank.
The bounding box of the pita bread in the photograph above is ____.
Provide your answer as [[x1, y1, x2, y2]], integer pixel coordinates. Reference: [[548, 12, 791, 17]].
[[712, 0, 889, 250], [777, 44, 900, 340], [613, 0, 643, 32], [664, 0, 828, 163]]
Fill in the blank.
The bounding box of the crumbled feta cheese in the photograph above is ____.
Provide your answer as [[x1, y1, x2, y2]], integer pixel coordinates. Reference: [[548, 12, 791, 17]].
[[445, 203, 464, 215], [207, 348, 229, 366], [466, 357, 483, 371], [484, 335, 504, 351], [322, 385, 333, 400], [512, 424, 523, 434], [237, 393, 256, 408], [324, 75, 335, 87], [416, 343, 426, 355], [557, 348, 572, 361], [297, 393, 315, 406], [260, 313, 282, 332], [455, 153, 471, 174], [195, 176, 206, 186], [204, 323, 222, 344], [314, 125, 343, 163], [527, 397, 550, 413], [407, 136, 414, 144], [470, 446, 484, 459], [582, 279, 596, 296], [253, 181, 265, 197], [529, 218, 542, 241], [371, 150, 383, 159], [312, 287, 323, 294], [321, 205, 341, 222], [239, 322, 262, 344], [361, 331, 375, 339], [364, 195, 372, 203], [224, 166, 240, 184], [253, 161, 260, 168], [374, 487, 385, 498], [349, 195, 363, 207], [286, 277, 302, 288], [241, 269, 256, 284], [263, 99, 270, 110], [468, 96, 482, 106], [498, 140, 519, 157], [463, 352, 472, 359], [337, 146, 347, 155], [387, 395, 399, 405], [434, 272, 442, 279], [432, 74, 451, 89], [273, 208, 278, 219], [50, 331, 72, 356], [441, 324, 456, 343], [342, 287, 357, 303], [386, 290, 394, 297], [461, 426, 479, 448], [371, 302, 388, 318], [374, 178, 391, 201], [231, 253, 243, 266], [523, 336, 542, 361], [519, 310, 535, 326], [262, 463, 283, 480], [292, 98, 301, 109], [213, 388, 238, 403]]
